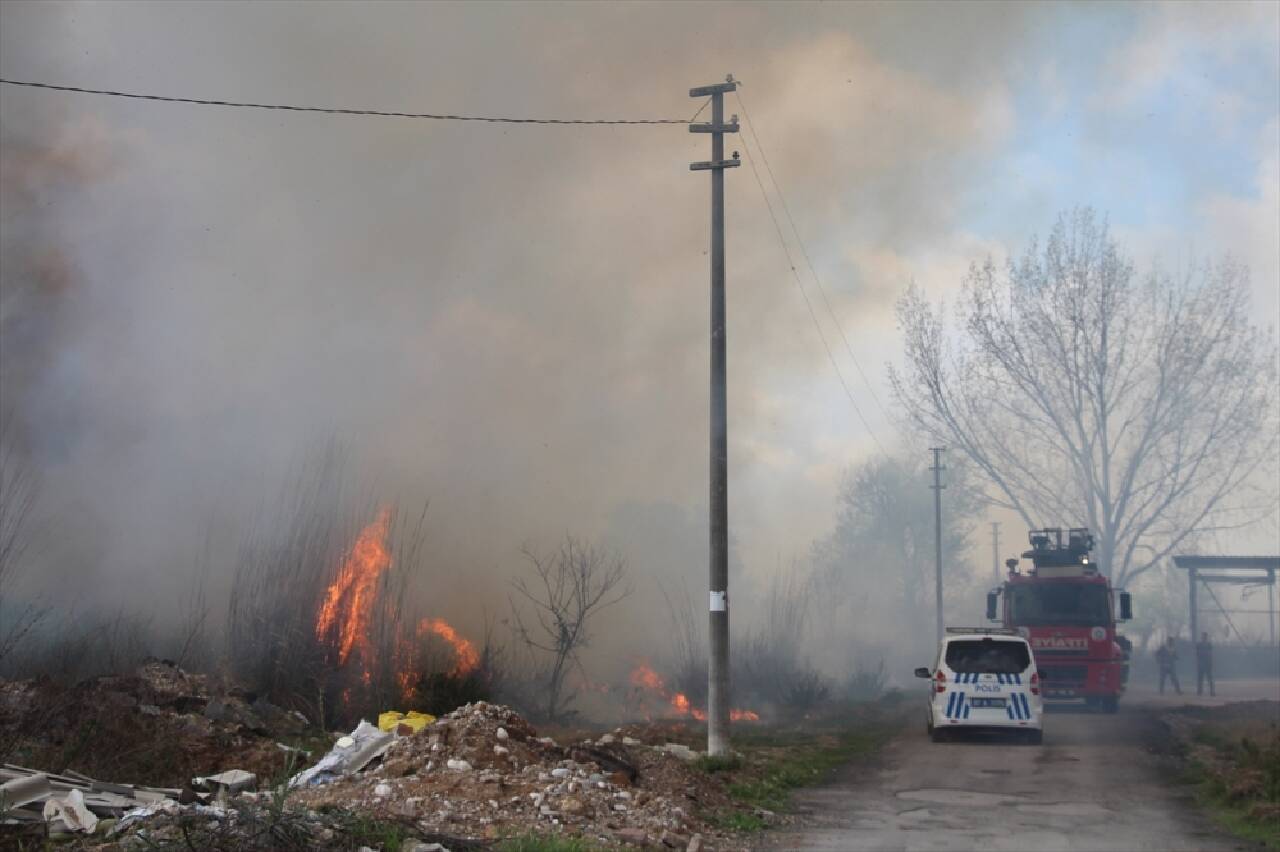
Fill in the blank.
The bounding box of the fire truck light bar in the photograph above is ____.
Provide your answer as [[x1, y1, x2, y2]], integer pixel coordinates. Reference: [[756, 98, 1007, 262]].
[[945, 627, 1019, 635]]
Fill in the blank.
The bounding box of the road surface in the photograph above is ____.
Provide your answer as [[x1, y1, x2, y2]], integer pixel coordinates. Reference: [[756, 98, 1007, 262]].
[[767, 693, 1259, 852]]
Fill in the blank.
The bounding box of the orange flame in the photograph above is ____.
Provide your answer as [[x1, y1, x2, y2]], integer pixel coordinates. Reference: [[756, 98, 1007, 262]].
[[417, 617, 480, 677], [628, 661, 756, 722], [630, 662, 666, 692], [315, 508, 393, 665]]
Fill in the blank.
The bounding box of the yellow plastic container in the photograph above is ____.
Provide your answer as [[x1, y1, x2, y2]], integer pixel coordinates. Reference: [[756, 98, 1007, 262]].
[[377, 710, 436, 733]]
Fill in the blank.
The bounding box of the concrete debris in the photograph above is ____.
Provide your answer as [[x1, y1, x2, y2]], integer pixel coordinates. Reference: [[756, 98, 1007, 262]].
[[0, 763, 184, 833], [0, 771, 51, 809], [3, 691, 750, 849], [658, 743, 699, 761], [288, 702, 739, 848], [192, 768, 256, 793]]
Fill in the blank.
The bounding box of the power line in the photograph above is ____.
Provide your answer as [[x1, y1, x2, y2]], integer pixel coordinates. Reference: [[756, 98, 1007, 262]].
[[734, 88, 889, 421], [0, 78, 699, 125], [737, 122, 884, 452]]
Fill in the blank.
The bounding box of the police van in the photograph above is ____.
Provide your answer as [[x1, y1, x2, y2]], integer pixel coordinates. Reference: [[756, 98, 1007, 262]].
[[914, 627, 1044, 744]]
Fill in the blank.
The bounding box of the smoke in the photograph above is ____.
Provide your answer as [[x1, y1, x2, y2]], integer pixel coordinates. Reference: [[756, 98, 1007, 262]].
[[2, 2, 1273, 688]]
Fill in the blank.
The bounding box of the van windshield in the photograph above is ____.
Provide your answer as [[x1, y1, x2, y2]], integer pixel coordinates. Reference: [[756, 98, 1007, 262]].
[[946, 639, 1031, 673]]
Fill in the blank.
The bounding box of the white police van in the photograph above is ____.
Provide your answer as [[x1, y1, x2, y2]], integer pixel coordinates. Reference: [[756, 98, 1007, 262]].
[[914, 627, 1044, 744]]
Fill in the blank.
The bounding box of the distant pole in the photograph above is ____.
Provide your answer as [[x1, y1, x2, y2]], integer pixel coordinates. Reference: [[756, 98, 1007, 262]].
[[991, 521, 1001, 585], [1268, 568, 1275, 648], [930, 447, 946, 644], [690, 75, 739, 757]]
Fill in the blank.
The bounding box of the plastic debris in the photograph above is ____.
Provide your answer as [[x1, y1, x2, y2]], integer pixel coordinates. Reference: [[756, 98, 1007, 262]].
[[378, 710, 437, 734], [289, 720, 394, 787], [42, 788, 100, 833]]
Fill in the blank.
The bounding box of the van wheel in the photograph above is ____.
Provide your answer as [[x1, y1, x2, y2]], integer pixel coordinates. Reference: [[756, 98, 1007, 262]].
[[930, 727, 948, 743], [1102, 697, 1119, 714], [1026, 729, 1043, 745]]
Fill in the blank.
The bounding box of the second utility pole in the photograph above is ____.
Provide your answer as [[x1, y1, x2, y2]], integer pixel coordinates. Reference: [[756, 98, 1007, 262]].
[[690, 75, 739, 757], [930, 447, 946, 644]]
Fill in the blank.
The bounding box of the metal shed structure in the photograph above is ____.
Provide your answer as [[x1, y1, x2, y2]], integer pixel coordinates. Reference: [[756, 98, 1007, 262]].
[[1172, 555, 1279, 646]]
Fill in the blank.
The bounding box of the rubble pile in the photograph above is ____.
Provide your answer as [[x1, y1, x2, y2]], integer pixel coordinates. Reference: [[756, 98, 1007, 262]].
[[0, 659, 314, 790], [3, 669, 755, 849], [290, 701, 738, 848]]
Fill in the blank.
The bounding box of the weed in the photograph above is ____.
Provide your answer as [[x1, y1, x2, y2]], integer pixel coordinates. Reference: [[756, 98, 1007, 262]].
[[727, 728, 888, 813], [695, 753, 743, 773], [496, 833, 600, 852]]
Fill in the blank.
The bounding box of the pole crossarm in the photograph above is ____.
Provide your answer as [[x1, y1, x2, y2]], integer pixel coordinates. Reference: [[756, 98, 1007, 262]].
[[690, 82, 738, 97], [690, 159, 741, 171], [690, 122, 741, 134]]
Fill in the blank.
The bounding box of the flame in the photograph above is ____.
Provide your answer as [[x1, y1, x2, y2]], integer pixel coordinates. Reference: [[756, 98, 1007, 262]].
[[630, 662, 666, 692], [672, 692, 707, 721], [315, 508, 393, 665], [417, 617, 480, 677], [628, 662, 756, 722]]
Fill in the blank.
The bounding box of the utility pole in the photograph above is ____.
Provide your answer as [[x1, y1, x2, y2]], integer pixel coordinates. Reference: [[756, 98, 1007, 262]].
[[930, 447, 946, 644], [991, 521, 1001, 585], [690, 75, 739, 757]]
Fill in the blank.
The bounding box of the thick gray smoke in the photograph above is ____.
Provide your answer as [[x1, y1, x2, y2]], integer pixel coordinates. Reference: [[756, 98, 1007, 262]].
[[1, 2, 1275, 684]]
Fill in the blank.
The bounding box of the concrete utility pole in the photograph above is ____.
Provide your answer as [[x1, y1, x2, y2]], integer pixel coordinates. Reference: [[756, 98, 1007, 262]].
[[991, 522, 1001, 585], [690, 75, 739, 757], [930, 447, 946, 644]]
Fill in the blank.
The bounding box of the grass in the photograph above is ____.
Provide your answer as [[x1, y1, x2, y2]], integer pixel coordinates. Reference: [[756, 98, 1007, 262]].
[[1170, 709, 1280, 850], [724, 727, 889, 813], [693, 753, 742, 773], [496, 834, 601, 852], [695, 696, 905, 832]]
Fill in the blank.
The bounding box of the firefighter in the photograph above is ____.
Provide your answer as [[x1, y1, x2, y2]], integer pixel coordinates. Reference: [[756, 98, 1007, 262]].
[[1195, 631, 1215, 697], [1156, 636, 1182, 695]]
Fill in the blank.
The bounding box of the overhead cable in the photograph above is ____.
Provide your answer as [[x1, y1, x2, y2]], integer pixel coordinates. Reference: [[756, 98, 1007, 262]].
[[737, 127, 884, 453], [734, 88, 890, 422], [0, 78, 699, 125]]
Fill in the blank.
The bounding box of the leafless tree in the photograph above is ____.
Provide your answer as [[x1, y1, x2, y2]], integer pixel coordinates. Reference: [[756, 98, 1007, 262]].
[[892, 209, 1278, 588], [510, 536, 629, 721]]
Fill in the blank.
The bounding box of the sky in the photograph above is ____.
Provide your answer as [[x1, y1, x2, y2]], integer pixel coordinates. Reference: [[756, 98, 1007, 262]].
[[1, 1, 1277, 653]]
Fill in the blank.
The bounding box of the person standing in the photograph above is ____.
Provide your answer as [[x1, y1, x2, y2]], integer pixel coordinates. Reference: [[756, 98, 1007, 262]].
[[1195, 631, 1215, 697], [1156, 636, 1182, 695]]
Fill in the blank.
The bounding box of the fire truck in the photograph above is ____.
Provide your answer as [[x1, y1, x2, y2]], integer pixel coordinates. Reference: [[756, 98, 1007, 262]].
[[986, 528, 1133, 712]]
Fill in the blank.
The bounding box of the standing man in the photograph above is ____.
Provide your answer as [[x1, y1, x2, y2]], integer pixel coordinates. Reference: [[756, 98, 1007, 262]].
[[1195, 631, 1215, 697], [1156, 636, 1182, 695]]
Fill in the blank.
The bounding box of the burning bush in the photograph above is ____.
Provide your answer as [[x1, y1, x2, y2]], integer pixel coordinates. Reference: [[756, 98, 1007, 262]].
[[223, 451, 496, 727]]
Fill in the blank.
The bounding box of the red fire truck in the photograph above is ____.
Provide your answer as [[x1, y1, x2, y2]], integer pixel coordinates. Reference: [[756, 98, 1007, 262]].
[[986, 528, 1133, 712]]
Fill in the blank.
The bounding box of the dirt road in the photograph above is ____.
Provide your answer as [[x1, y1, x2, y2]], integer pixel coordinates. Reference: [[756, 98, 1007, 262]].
[[767, 696, 1255, 852]]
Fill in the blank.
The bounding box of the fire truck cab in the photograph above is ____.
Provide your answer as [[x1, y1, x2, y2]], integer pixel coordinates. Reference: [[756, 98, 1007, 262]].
[[986, 528, 1133, 712]]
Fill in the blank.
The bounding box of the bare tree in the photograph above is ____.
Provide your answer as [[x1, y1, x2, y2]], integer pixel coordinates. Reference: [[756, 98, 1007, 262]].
[[892, 209, 1278, 588], [510, 536, 629, 721]]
